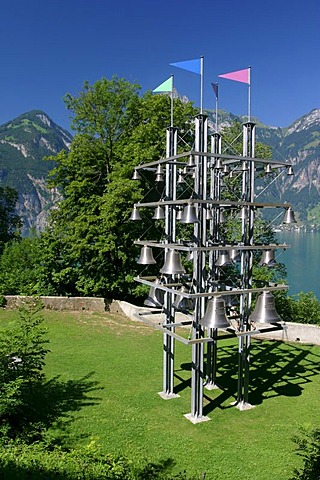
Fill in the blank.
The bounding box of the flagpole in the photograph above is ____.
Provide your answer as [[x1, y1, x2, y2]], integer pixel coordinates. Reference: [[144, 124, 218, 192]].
[[171, 74, 174, 128], [248, 66, 251, 122], [200, 56, 204, 114], [215, 83, 218, 132]]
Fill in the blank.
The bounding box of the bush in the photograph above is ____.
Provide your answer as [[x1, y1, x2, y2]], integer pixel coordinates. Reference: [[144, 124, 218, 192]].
[[289, 292, 320, 325], [0, 297, 49, 440], [0, 441, 195, 480], [275, 291, 320, 325], [290, 428, 320, 480]]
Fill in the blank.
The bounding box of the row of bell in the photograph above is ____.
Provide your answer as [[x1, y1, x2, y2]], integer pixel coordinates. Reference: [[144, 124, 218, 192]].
[[144, 282, 282, 327], [137, 246, 279, 271], [132, 163, 294, 182], [132, 162, 294, 183], [200, 291, 282, 328], [130, 204, 296, 224]]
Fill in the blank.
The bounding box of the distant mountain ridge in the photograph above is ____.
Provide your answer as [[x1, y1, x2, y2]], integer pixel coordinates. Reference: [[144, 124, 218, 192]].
[[0, 110, 72, 235], [0, 107, 319, 235], [206, 107, 320, 224]]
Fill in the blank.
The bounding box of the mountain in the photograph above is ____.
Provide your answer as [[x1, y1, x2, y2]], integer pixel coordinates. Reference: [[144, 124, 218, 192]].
[[0, 110, 72, 235], [207, 108, 320, 225], [0, 108, 319, 236]]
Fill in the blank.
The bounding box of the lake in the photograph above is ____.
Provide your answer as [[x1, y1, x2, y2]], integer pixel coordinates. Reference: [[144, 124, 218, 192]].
[[276, 231, 320, 299]]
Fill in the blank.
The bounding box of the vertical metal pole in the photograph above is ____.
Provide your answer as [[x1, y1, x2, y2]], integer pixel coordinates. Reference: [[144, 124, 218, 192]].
[[160, 127, 179, 399], [185, 114, 210, 423], [236, 122, 256, 410], [205, 133, 222, 390]]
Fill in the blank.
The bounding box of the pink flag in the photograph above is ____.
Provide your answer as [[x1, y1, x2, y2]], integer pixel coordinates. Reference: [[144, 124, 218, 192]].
[[218, 68, 250, 85]]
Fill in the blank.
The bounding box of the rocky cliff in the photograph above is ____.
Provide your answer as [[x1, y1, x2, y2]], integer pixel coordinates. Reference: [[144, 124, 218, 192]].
[[0, 107, 319, 235], [0, 110, 72, 235]]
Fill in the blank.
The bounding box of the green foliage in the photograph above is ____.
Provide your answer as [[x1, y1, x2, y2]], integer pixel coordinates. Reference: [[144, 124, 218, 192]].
[[42, 76, 196, 300], [0, 441, 194, 479], [289, 292, 320, 324], [0, 238, 43, 295], [290, 428, 320, 480], [0, 186, 21, 253], [274, 291, 320, 325], [0, 298, 49, 440]]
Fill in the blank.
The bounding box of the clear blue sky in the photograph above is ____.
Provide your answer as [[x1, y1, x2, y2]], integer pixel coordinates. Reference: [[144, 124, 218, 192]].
[[0, 0, 319, 132]]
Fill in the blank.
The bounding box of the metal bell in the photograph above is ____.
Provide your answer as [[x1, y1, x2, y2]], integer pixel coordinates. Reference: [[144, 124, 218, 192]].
[[152, 205, 165, 220], [179, 204, 199, 224], [259, 249, 277, 267], [230, 248, 241, 262], [215, 158, 223, 169], [144, 279, 164, 308], [237, 206, 248, 220], [160, 250, 185, 275], [241, 161, 248, 171], [155, 174, 164, 182], [224, 291, 240, 307], [200, 297, 230, 329], [219, 209, 226, 223], [206, 207, 213, 220], [132, 169, 141, 180], [286, 165, 294, 176], [282, 207, 296, 224], [177, 171, 185, 184], [215, 250, 232, 267], [173, 286, 194, 313], [137, 246, 156, 265], [185, 250, 193, 261], [187, 155, 195, 167], [265, 163, 272, 173], [130, 207, 141, 221], [176, 207, 183, 220], [249, 291, 282, 324]]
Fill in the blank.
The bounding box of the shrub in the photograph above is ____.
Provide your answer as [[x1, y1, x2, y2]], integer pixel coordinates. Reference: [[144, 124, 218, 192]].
[[290, 292, 320, 325], [0, 441, 195, 479], [290, 428, 320, 480], [0, 297, 49, 440]]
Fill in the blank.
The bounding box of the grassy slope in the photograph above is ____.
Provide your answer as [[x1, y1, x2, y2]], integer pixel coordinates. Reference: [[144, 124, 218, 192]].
[[1, 309, 320, 480]]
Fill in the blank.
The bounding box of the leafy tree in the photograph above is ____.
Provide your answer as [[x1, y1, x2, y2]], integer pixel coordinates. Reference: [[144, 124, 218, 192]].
[[0, 238, 42, 295], [41, 77, 196, 299], [0, 186, 21, 254]]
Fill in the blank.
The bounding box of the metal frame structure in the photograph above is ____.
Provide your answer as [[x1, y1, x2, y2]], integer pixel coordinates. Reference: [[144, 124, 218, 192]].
[[131, 115, 294, 422]]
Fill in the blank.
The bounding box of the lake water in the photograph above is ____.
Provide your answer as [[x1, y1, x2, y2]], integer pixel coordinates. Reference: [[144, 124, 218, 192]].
[[276, 231, 320, 299]]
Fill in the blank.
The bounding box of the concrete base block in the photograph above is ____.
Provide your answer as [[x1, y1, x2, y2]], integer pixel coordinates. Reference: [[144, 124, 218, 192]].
[[204, 382, 220, 391], [158, 391, 180, 400], [232, 400, 255, 411], [184, 413, 211, 424]]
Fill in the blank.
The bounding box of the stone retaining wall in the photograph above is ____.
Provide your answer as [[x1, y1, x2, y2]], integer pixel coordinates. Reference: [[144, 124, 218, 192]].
[[253, 321, 320, 345], [4, 295, 120, 313], [4, 296, 320, 346]]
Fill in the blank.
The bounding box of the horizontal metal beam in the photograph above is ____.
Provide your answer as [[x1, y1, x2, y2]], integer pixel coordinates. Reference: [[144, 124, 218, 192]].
[[134, 276, 288, 297], [133, 198, 292, 209], [132, 311, 286, 345], [134, 150, 292, 170], [134, 240, 290, 252]]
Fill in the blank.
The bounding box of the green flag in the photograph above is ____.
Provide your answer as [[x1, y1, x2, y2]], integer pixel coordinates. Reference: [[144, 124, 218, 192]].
[[153, 76, 173, 93]]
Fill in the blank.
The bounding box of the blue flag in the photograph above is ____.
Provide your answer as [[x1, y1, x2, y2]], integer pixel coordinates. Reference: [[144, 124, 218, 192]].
[[170, 58, 201, 75], [211, 82, 218, 100]]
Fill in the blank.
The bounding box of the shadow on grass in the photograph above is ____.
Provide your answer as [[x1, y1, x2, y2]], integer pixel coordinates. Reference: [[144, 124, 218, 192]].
[[174, 340, 320, 415], [11, 372, 103, 442]]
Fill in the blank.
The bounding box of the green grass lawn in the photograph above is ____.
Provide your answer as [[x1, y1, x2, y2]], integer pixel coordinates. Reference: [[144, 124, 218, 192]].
[[1, 308, 320, 480]]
